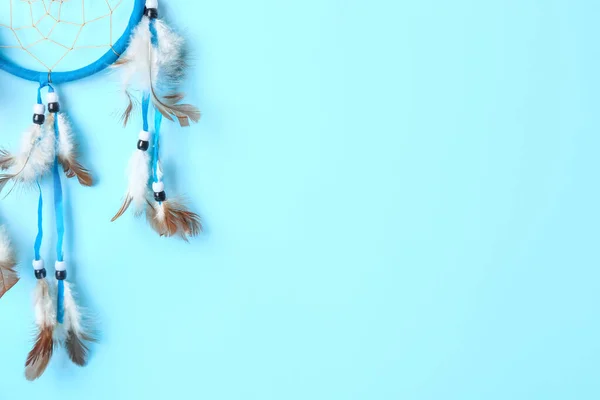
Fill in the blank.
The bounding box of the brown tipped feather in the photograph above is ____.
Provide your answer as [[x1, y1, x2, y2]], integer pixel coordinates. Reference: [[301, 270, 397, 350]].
[[65, 331, 93, 366], [0, 174, 14, 194], [111, 195, 133, 222], [150, 86, 201, 127], [146, 199, 202, 240], [0, 257, 18, 299], [0, 149, 14, 170], [120, 90, 138, 127], [60, 157, 93, 187], [25, 327, 54, 381]]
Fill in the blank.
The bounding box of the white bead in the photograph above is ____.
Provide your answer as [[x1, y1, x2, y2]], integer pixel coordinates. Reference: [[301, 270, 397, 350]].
[[33, 104, 45, 114], [146, 0, 158, 8], [55, 261, 67, 272], [152, 181, 165, 192], [47, 92, 59, 103], [139, 130, 150, 141], [32, 259, 44, 270]]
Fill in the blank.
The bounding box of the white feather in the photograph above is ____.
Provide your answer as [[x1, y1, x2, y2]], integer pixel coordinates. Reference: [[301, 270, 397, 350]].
[[121, 17, 155, 91], [56, 113, 74, 161], [155, 19, 185, 84], [127, 149, 151, 214], [120, 17, 185, 92], [9, 124, 55, 184], [54, 281, 85, 341], [33, 279, 55, 328], [0, 225, 14, 263]]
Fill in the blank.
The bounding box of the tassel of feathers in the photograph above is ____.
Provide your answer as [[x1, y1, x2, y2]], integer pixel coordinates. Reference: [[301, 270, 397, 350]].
[[0, 109, 91, 195], [0, 225, 18, 299], [53, 113, 93, 187], [54, 282, 93, 367], [116, 4, 200, 127], [25, 278, 56, 381], [111, 142, 151, 221]]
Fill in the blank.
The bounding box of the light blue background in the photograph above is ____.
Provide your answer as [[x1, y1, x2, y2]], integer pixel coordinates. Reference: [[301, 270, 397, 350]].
[[0, 0, 598, 399]]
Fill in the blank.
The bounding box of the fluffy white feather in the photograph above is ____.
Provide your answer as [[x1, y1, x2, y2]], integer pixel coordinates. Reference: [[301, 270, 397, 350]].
[[0, 225, 14, 263], [60, 282, 83, 336], [9, 124, 55, 185], [112, 148, 151, 221], [127, 149, 151, 213], [120, 17, 155, 91], [56, 113, 74, 161], [33, 279, 55, 328]]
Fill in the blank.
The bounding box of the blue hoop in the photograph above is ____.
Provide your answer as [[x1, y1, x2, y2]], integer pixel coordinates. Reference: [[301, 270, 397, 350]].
[[0, 0, 145, 85]]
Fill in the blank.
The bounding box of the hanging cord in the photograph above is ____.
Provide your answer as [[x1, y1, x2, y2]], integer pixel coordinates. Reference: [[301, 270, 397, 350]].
[[51, 92, 66, 324], [33, 182, 43, 261], [152, 110, 163, 184]]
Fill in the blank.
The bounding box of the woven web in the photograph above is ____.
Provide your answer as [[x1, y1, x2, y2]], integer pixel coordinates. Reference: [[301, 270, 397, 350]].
[[0, 0, 131, 72]]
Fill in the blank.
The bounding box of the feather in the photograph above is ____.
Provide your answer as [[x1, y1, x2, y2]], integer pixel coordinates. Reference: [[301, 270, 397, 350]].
[[0, 226, 18, 299], [55, 114, 93, 186], [55, 282, 93, 366], [146, 198, 202, 241], [1, 123, 55, 194], [150, 86, 200, 127], [25, 279, 56, 381], [0, 149, 14, 170], [117, 16, 200, 127], [120, 90, 139, 127], [112, 149, 150, 221]]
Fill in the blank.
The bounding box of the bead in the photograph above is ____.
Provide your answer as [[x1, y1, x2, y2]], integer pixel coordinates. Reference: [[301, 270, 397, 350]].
[[145, 7, 158, 18], [33, 114, 45, 125], [32, 259, 44, 270], [35, 268, 47, 279], [55, 270, 67, 280], [137, 140, 149, 151], [48, 102, 60, 113], [152, 181, 165, 193], [33, 104, 45, 114], [154, 191, 166, 202], [139, 130, 150, 141], [47, 92, 59, 103], [55, 260, 67, 272]]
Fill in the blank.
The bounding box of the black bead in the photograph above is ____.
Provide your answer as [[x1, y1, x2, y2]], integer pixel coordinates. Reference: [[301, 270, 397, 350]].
[[48, 102, 60, 113], [55, 270, 67, 280], [33, 113, 45, 125], [34, 268, 47, 279], [137, 140, 150, 151], [145, 7, 158, 19], [154, 191, 166, 202]]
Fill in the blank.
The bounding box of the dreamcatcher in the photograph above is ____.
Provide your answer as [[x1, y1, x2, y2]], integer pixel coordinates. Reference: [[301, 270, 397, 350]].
[[0, 0, 201, 380]]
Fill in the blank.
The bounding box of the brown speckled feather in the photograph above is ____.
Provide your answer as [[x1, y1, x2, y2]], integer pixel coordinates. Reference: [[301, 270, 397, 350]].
[[25, 327, 54, 381]]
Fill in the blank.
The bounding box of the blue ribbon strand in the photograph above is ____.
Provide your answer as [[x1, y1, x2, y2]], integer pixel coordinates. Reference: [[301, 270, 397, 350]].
[[153, 110, 163, 184], [53, 114, 65, 324], [34, 182, 43, 261]]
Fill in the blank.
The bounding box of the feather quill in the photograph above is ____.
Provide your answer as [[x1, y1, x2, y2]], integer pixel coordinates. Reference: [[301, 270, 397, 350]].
[[25, 279, 56, 381], [54, 113, 93, 186], [0, 226, 18, 299], [112, 148, 151, 221]]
